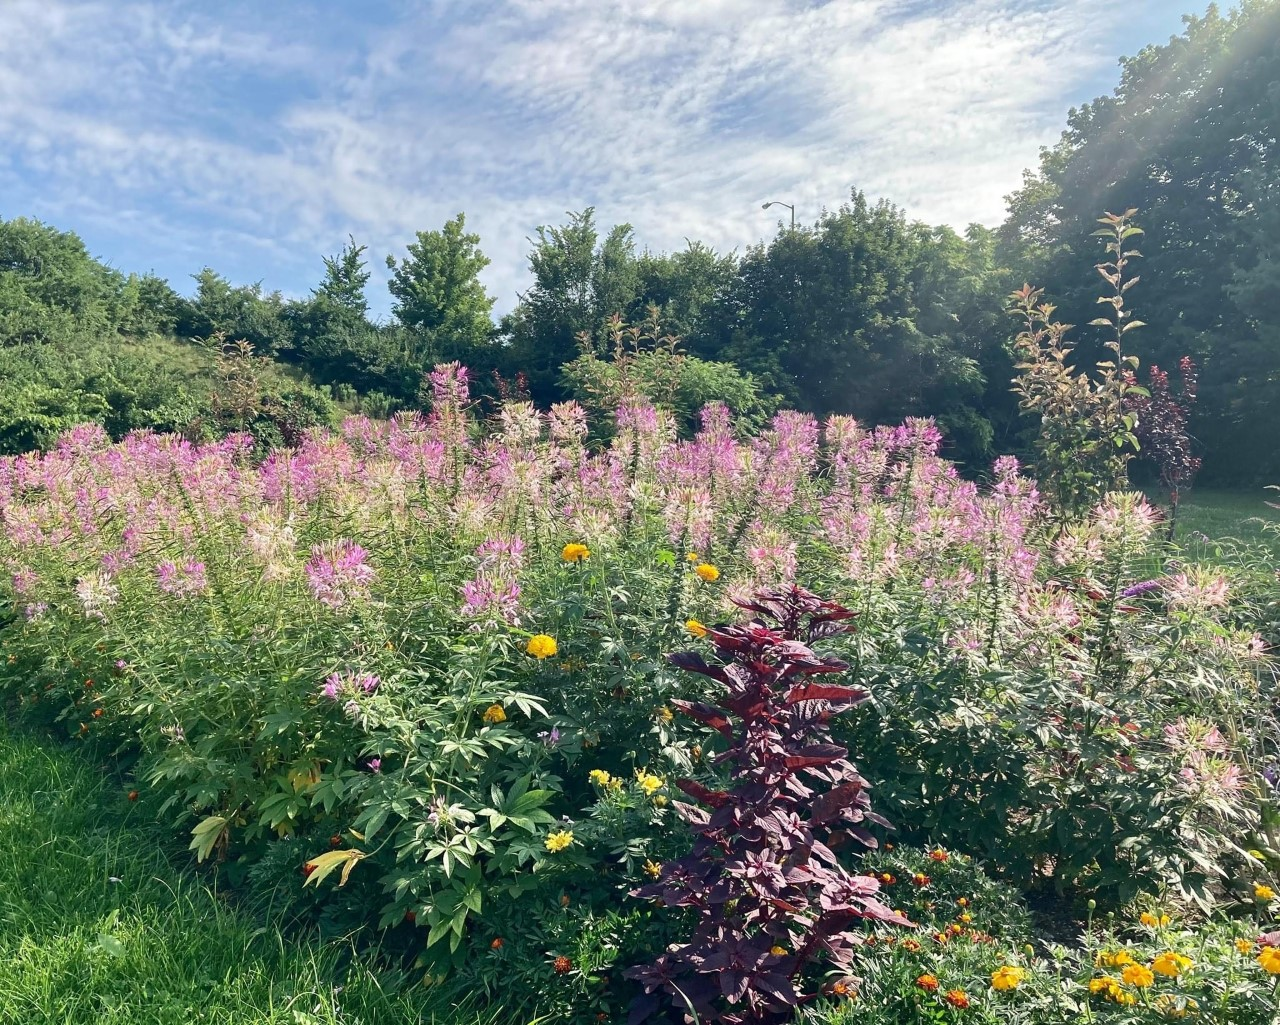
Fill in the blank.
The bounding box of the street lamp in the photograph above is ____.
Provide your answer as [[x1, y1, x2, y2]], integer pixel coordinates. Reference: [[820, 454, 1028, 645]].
[[762, 200, 794, 230]]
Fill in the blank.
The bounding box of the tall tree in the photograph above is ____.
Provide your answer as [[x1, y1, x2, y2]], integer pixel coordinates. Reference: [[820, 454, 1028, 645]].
[[1000, 0, 1280, 481], [385, 213, 495, 367]]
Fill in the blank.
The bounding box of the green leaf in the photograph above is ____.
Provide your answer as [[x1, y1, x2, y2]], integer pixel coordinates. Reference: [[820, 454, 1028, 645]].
[[188, 815, 228, 863], [97, 935, 126, 957]]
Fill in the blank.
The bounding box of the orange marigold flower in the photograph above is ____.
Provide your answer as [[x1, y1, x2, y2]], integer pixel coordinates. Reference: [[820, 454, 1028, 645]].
[[915, 974, 939, 992], [957, 897, 969, 907], [561, 543, 591, 563], [482, 703, 507, 724], [92, 708, 104, 718], [1255, 884, 1275, 901], [693, 563, 720, 582], [1236, 938, 1254, 954], [685, 619, 708, 638], [1122, 963, 1154, 988], [929, 848, 949, 862], [553, 955, 573, 975], [127, 790, 139, 802], [912, 873, 930, 886], [1257, 947, 1280, 974], [944, 989, 970, 1008], [491, 937, 504, 950], [958, 913, 972, 924], [901, 938, 922, 952]]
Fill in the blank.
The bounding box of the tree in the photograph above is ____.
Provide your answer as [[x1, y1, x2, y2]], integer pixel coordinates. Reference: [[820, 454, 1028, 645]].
[[502, 209, 644, 404], [176, 268, 293, 356], [999, 0, 1280, 482], [385, 213, 495, 367]]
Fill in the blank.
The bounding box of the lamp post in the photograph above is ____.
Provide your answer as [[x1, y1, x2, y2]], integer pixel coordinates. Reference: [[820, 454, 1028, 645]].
[[762, 200, 795, 230]]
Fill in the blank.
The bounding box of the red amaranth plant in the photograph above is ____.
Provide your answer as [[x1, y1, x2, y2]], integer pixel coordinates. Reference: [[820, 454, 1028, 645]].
[[625, 586, 908, 1025], [1126, 356, 1201, 540]]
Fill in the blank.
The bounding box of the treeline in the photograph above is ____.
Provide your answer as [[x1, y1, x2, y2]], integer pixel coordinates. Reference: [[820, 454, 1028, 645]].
[[1, 0, 1276, 481]]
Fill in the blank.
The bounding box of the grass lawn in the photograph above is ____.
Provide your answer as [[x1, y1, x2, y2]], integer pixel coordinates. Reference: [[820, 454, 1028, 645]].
[[1172, 488, 1280, 552], [0, 721, 502, 1025]]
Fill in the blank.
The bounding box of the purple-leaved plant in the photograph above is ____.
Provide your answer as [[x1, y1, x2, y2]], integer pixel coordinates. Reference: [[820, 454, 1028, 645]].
[[625, 586, 909, 1025]]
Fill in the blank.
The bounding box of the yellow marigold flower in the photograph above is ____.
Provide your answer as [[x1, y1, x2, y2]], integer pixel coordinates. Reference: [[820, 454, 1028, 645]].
[[544, 830, 574, 853], [1121, 963, 1154, 988], [769, 945, 787, 956], [1255, 884, 1275, 901], [653, 794, 668, 806], [1236, 938, 1255, 954], [482, 703, 506, 724], [693, 563, 720, 582], [561, 543, 591, 563], [685, 619, 708, 638], [685, 552, 700, 562], [635, 769, 665, 794], [991, 965, 1025, 991], [1139, 911, 1159, 927], [1258, 947, 1280, 974], [958, 912, 972, 924], [1089, 976, 1117, 995], [1152, 952, 1192, 977], [1097, 949, 1133, 968], [526, 634, 558, 659], [656, 706, 675, 722], [589, 769, 613, 787], [643, 859, 662, 878]]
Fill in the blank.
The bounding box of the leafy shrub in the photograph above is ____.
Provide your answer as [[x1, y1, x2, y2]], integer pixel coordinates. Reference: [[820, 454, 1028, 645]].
[[1010, 211, 1146, 521]]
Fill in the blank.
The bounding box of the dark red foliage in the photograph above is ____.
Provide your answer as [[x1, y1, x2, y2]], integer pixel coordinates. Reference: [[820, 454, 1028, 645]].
[[1126, 357, 1201, 533], [625, 586, 908, 1025]]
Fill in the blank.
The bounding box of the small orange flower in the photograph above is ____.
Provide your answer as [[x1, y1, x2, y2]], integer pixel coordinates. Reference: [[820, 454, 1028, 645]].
[[553, 955, 573, 974], [902, 938, 922, 952], [957, 897, 970, 907], [948, 923, 963, 936], [127, 790, 139, 802], [404, 910, 416, 923], [92, 708, 104, 718], [329, 834, 342, 848], [929, 848, 949, 863], [693, 563, 720, 583], [958, 913, 972, 924], [84, 679, 94, 689], [879, 872, 896, 885], [491, 937, 504, 950], [911, 873, 930, 886], [301, 862, 316, 878], [915, 974, 939, 992], [944, 989, 970, 1009]]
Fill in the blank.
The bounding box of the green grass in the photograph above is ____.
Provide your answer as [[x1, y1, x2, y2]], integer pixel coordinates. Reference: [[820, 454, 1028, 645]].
[[0, 721, 504, 1025], [1173, 488, 1280, 549]]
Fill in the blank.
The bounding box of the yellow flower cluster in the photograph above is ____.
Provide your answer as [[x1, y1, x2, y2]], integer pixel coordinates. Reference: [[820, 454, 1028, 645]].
[[544, 829, 574, 853], [1139, 911, 1171, 927], [1088, 976, 1135, 1005], [526, 634, 558, 659], [1259, 947, 1280, 974], [561, 543, 590, 563], [1151, 951, 1192, 977], [990, 966, 1025, 992], [635, 768, 665, 794], [685, 619, 708, 638], [1255, 883, 1275, 901], [693, 563, 720, 582], [482, 703, 506, 724], [589, 769, 623, 791]]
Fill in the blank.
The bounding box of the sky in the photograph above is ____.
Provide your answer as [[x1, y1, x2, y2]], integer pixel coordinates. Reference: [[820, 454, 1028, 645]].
[[0, 0, 1197, 318]]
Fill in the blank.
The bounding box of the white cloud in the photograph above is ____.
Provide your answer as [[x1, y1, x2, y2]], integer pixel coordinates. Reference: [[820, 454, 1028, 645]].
[[0, 0, 1190, 314]]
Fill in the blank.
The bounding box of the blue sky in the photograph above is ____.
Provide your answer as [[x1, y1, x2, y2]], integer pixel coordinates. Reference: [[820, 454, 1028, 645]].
[[0, 0, 1196, 318]]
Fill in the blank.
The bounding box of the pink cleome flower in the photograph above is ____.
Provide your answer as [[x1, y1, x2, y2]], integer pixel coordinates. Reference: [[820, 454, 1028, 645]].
[[305, 540, 375, 609]]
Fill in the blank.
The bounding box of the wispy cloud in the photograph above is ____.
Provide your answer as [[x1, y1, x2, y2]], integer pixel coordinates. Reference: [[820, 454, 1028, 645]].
[[0, 0, 1193, 313]]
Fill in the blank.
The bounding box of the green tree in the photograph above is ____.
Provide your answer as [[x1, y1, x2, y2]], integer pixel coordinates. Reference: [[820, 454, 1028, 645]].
[[503, 209, 643, 404], [385, 213, 495, 367], [1000, 0, 1280, 482]]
